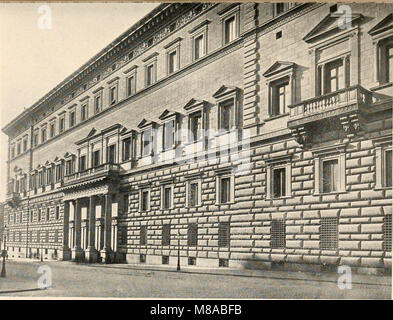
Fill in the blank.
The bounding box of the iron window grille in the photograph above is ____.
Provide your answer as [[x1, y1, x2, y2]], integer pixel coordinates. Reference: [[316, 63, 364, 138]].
[[218, 222, 230, 248], [320, 217, 338, 250], [271, 219, 286, 249], [383, 214, 392, 252]]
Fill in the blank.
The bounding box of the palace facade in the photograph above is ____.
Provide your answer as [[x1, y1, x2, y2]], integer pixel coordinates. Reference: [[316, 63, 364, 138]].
[[1, 2, 392, 274]]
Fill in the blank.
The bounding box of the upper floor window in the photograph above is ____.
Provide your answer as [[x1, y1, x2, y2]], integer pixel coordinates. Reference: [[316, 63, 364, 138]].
[[107, 144, 116, 164], [69, 110, 76, 128], [190, 20, 209, 61], [46, 167, 53, 185], [141, 128, 152, 157], [273, 3, 296, 16], [146, 64, 155, 86], [317, 56, 349, 95], [122, 137, 131, 161], [189, 111, 203, 142], [271, 78, 289, 116], [194, 34, 204, 60], [49, 121, 55, 138], [368, 14, 393, 86], [10, 145, 15, 158], [41, 127, 47, 143], [126, 75, 136, 97], [161, 184, 173, 210], [109, 85, 118, 105], [65, 159, 74, 175], [163, 120, 175, 150], [59, 116, 65, 133], [216, 172, 235, 204], [17, 142, 21, 155], [79, 155, 86, 171], [168, 50, 178, 75], [81, 104, 87, 122], [94, 94, 102, 114], [224, 16, 236, 44], [92, 150, 100, 167], [187, 179, 201, 207], [322, 159, 338, 193], [55, 163, 63, 182], [213, 86, 240, 132], [22, 137, 28, 152], [218, 99, 234, 131]]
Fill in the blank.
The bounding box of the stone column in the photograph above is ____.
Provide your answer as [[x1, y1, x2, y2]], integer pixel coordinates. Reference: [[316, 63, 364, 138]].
[[85, 195, 99, 263], [100, 194, 113, 263], [71, 198, 84, 261], [59, 201, 71, 260], [111, 217, 118, 262]]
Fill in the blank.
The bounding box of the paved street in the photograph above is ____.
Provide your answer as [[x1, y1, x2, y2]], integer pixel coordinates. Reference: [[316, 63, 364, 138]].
[[0, 260, 391, 299]]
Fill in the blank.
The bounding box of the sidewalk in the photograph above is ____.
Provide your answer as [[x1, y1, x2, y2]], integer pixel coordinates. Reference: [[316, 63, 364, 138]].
[[88, 262, 392, 287]]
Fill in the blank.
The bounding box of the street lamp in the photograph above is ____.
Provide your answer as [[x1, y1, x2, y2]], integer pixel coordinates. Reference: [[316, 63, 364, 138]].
[[177, 228, 180, 271], [1, 226, 7, 278]]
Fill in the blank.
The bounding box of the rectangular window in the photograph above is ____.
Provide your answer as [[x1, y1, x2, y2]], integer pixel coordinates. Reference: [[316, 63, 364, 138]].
[[387, 44, 393, 83], [81, 104, 87, 121], [322, 159, 339, 193], [11, 146, 15, 158], [162, 255, 169, 265], [94, 95, 102, 114], [383, 214, 392, 251], [92, 150, 100, 167], [220, 177, 231, 204], [163, 120, 175, 150], [187, 223, 198, 246], [194, 34, 204, 60], [189, 182, 199, 207], [188, 257, 196, 266], [38, 209, 42, 222], [271, 78, 289, 116], [109, 86, 117, 105], [50, 122, 55, 138], [41, 128, 47, 143], [385, 149, 392, 187], [146, 64, 154, 86], [69, 110, 76, 127], [141, 129, 152, 157], [123, 194, 129, 213], [46, 208, 50, 221], [320, 217, 338, 250], [122, 138, 131, 161], [55, 206, 60, 220], [220, 101, 233, 131], [190, 111, 202, 142], [46, 168, 53, 185], [59, 117, 65, 133], [218, 222, 230, 248], [107, 144, 116, 164], [274, 3, 285, 15], [127, 76, 135, 97], [65, 160, 73, 175], [168, 50, 178, 74], [55, 164, 62, 182], [162, 224, 171, 246], [79, 155, 86, 171], [163, 185, 172, 209], [273, 167, 286, 198], [17, 142, 21, 155], [323, 59, 345, 94], [224, 16, 236, 44], [140, 226, 147, 245], [140, 254, 146, 263], [23, 138, 28, 151], [141, 190, 149, 212], [271, 219, 286, 249]]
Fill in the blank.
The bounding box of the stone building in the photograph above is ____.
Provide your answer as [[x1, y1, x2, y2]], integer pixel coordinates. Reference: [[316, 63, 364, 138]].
[[1, 3, 392, 274]]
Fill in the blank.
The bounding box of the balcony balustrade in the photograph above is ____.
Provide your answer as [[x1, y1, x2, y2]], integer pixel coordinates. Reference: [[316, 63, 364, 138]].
[[288, 85, 371, 128], [63, 163, 120, 187]]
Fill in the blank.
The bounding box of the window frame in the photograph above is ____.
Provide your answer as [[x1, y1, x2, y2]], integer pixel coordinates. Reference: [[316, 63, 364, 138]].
[[80, 102, 88, 122], [59, 113, 65, 133], [139, 187, 151, 213], [189, 20, 209, 62], [313, 144, 346, 195], [161, 183, 174, 210], [266, 155, 292, 200], [186, 178, 202, 208], [219, 5, 240, 46], [375, 136, 392, 189], [93, 90, 103, 115], [216, 172, 235, 205], [143, 53, 158, 87]]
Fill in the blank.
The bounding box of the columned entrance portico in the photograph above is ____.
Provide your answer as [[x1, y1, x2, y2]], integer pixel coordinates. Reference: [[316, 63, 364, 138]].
[[61, 170, 121, 263]]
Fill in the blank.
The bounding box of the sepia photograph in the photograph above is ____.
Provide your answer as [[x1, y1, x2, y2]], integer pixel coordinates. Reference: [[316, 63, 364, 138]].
[[0, 1, 391, 302]]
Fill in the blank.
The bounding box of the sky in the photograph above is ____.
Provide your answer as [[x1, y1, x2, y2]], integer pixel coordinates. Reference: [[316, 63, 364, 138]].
[[0, 2, 160, 202]]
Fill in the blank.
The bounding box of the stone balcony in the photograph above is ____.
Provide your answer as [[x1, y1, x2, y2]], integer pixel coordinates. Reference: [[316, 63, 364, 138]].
[[63, 163, 121, 188], [287, 85, 373, 146], [5, 191, 21, 208]]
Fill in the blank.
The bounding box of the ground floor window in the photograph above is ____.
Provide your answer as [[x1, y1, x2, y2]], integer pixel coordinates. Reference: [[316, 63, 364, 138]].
[[320, 217, 338, 250], [383, 215, 392, 252], [271, 219, 286, 249]]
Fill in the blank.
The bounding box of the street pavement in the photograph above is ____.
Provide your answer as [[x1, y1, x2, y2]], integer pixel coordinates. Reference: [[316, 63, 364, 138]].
[[0, 260, 391, 299]]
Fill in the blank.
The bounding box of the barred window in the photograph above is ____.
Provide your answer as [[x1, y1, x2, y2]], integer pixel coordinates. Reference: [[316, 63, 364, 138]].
[[320, 217, 338, 250], [54, 229, 58, 243], [140, 226, 147, 245], [383, 215, 392, 252], [218, 222, 230, 248], [271, 219, 286, 249], [162, 224, 171, 246], [120, 227, 127, 245], [187, 223, 198, 247]]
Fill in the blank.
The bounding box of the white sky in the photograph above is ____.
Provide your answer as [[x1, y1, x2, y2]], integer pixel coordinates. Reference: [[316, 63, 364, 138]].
[[0, 2, 160, 202]]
